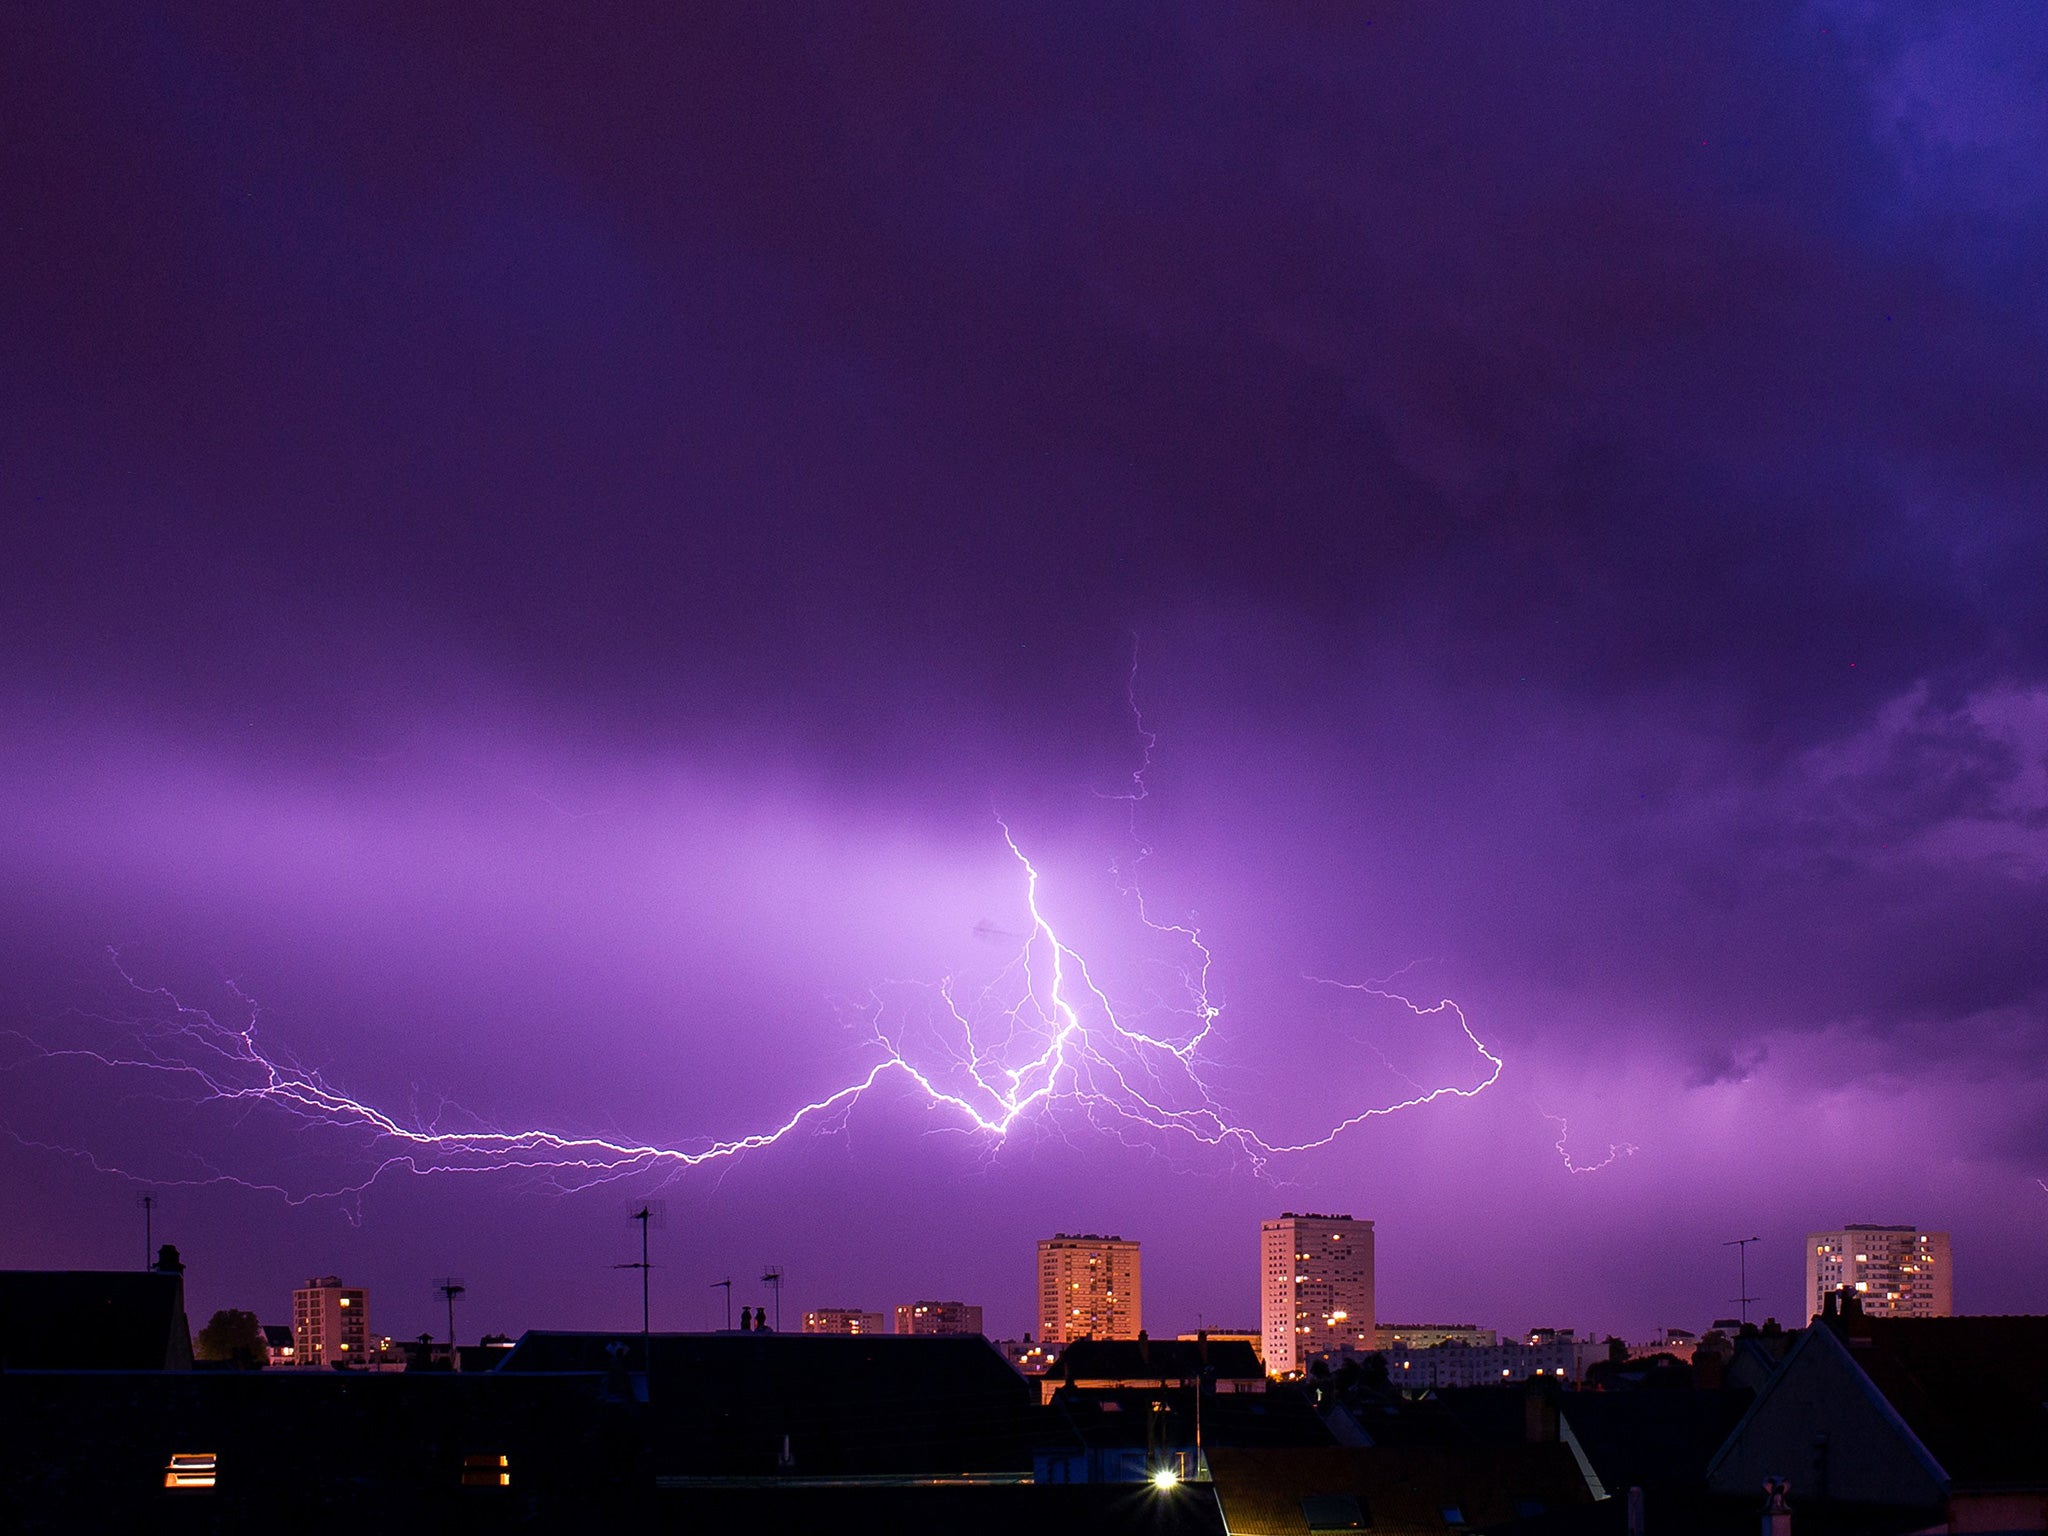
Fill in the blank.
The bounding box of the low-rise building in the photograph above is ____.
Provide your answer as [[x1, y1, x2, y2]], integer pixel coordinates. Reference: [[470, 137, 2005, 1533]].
[[801, 1308, 885, 1336], [895, 1300, 983, 1336], [1375, 1323, 1496, 1351], [1381, 1330, 1594, 1388]]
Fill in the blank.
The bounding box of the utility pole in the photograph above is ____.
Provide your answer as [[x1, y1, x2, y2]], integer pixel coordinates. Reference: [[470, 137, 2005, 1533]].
[[1723, 1236, 1761, 1326]]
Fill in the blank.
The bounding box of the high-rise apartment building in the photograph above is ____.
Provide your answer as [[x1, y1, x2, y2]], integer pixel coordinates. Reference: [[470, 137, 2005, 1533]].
[[1261, 1212, 1374, 1377], [292, 1275, 368, 1367], [801, 1308, 885, 1336], [1807, 1225, 1952, 1319], [1037, 1234, 1141, 1344], [895, 1300, 984, 1336]]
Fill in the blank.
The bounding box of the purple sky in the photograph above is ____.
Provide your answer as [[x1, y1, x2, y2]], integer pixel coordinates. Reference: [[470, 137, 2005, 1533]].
[[4, 4, 2046, 1346]]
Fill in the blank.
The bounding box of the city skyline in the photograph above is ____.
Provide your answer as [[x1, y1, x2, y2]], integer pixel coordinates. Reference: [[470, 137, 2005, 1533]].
[[55, 1207, 1984, 1350], [4, 5, 2046, 1344]]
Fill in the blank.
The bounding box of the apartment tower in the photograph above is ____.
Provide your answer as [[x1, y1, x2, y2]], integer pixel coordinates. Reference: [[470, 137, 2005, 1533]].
[[1261, 1213, 1374, 1377], [291, 1275, 368, 1367], [1807, 1225, 1952, 1319], [1037, 1234, 1141, 1344]]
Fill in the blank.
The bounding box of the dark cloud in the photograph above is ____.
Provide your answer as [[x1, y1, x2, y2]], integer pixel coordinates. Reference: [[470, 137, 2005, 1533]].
[[3, 2, 2045, 1335]]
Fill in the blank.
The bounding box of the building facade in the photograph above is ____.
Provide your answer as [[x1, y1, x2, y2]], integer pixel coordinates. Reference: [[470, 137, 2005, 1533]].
[[1381, 1333, 1592, 1388], [1261, 1213, 1374, 1377], [1036, 1234, 1141, 1344], [1376, 1323, 1495, 1351], [291, 1275, 368, 1367], [801, 1308, 885, 1336], [1806, 1225, 1952, 1320], [895, 1300, 984, 1336]]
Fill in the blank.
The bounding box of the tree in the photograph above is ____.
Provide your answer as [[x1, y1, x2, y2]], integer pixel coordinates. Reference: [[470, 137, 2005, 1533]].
[[194, 1308, 268, 1369]]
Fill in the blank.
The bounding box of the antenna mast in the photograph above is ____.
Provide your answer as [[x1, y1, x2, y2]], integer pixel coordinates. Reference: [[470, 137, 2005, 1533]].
[[1723, 1236, 1761, 1326], [136, 1191, 157, 1270], [435, 1278, 466, 1371]]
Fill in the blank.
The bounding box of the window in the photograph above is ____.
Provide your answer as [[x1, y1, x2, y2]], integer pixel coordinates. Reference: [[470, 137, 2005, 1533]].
[[461, 1454, 511, 1488], [1300, 1492, 1368, 1530], [165, 1453, 217, 1489]]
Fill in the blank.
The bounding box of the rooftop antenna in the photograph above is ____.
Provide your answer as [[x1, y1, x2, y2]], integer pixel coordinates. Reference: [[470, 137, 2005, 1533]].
[[761, 1265, 784, 1333], [434, 1278, 466, 1371], [614, 1201, 664, 1373], [136, 1191, 157, 1270], [712, 1277, 733, 1331], [1723, 1236, 1761, 1326]]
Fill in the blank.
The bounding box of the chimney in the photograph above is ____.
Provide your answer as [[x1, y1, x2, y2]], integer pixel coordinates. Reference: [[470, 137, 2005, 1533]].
[[1761, 1477, 1792, 1536], [153, 1244, 184, 1275], [1137, 1329, 1149, 1366], [1523, 1379, 1559, 1443]]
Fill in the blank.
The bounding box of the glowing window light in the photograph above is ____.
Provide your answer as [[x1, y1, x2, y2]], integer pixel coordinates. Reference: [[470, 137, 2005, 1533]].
[[460, 1453, 511, 1488], [165, 1452, 217, 1489]]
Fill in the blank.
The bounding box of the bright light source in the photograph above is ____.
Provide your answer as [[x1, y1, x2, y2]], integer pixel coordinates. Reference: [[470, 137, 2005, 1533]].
[[1152, 1468, 1180, 1491]]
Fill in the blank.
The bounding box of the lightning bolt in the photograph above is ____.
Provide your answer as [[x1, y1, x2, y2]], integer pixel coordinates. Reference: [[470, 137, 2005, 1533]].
[[3, 817, 1509, 1203], [3, 662, 1516, 1202], [1542, 1111, 1639, 1175]]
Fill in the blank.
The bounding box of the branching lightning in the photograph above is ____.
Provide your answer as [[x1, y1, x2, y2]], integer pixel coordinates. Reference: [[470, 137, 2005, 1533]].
[[5, 817, 1501, 1203], [2, 665, 1536, 1203]]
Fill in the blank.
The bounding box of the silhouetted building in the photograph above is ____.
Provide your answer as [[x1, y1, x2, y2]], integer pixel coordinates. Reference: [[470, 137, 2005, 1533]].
[[1807, 1224, 1952, 1319], [1037, 1235, 1141, 1344], [1709, 1312, 2048, 1527], [292, 1275, 367, 1367], [0, 1248, 194, 1370], [896, 1300, 983, 1336], [1177, 1327, 1262, 1364], [497, 1330, 1039, 1477], [1261, 1213, 1374, 1376], [1043, 1335, 1265, 1407]]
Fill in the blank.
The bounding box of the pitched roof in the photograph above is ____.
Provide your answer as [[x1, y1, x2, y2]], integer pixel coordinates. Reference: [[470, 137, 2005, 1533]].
[[0, 1270, 193, 1370]]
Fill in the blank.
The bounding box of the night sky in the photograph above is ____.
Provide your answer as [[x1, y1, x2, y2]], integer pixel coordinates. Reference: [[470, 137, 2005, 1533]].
[[4, 4, 2045, 1346]]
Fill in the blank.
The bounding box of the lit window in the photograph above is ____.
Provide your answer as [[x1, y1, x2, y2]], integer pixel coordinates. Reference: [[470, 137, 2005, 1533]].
[[165, 1453, 217, 1489], [461, 1454, 510, 1489]]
